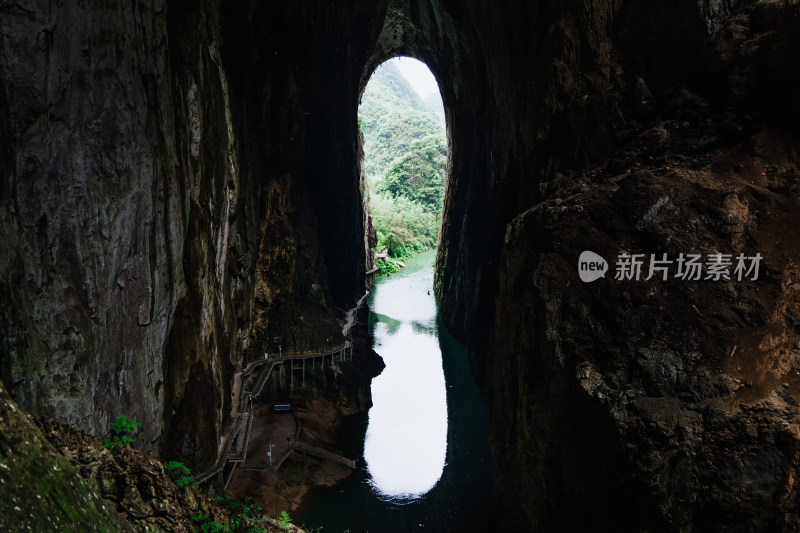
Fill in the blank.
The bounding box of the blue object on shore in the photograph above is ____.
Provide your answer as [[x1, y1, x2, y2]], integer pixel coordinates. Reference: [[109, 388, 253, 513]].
[[273, 404, 291, 411]]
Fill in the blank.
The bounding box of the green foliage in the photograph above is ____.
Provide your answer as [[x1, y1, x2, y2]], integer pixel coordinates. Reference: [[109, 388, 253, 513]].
[[371, 192, 438, 259], [277, 511, 292, 526], [383, 134, 446, 212], [360, 59, 447, 265], [194, 492, 265, 532], [199, 521, 229, 533], [191, 513, 230, 533], [214, 491, 262, 518], [103, 416, 139, 453], [375, 256, 402, 275], [359, 61, 445, 180], [164, 461, 198, 488]]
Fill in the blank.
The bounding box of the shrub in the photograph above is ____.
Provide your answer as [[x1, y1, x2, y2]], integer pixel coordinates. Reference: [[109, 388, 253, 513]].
[[103, 415, 139, 453], [164, 461, 198, 488], [375, 256, 402, 275], [370, 192, 438, 259], [277, 511, 292, 526], [207, 492, 264, 532], [191, 514, 230, 533]]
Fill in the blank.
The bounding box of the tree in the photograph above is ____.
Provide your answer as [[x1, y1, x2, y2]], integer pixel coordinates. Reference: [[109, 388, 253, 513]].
[[382, 135, 446, 212], [370, 192, 438, 258], [359, 61, 445, 180]]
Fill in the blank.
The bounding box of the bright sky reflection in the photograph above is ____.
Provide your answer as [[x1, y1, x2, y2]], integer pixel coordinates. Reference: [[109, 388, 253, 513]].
[[363, 260, 448, 499]]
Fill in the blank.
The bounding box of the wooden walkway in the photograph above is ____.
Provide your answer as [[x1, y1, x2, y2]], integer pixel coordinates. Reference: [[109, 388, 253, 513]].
[[292, 441, 355, 469], [238, 417, 356, 473], [195, 291, 368, 487]]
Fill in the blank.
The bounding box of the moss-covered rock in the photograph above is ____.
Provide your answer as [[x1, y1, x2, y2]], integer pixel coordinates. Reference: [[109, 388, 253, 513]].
[[0, 381, 134, 532]]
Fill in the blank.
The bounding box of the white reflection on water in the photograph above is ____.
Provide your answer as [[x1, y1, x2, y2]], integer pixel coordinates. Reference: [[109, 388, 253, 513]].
[[364, 260, 448, 499]]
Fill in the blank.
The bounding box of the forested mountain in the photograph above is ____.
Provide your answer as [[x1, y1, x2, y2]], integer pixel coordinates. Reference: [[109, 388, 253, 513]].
[[423, 93, 445, 124], [359, 61, 445, 182], [359, 60, 447, 268]]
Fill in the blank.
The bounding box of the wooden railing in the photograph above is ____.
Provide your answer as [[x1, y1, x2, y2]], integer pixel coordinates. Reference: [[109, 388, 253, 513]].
[[292, 441, 356, 469], [194, 291, 369, 487]]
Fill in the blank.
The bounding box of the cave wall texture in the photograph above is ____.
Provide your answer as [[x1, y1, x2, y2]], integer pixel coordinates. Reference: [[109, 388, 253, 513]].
[[0, 0, 380, 469], [2, 0, 800, 530]]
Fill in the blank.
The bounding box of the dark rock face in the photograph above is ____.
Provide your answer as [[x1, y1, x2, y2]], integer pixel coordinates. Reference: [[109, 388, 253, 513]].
[[0, 1, 192, 451], [478, 1, 800, 531], [219, 1, 384, 365], [2, 0, 800, 530], [0, 0, 380, 470], [491, 118, 800, 530], [159, 0, 258, 468]]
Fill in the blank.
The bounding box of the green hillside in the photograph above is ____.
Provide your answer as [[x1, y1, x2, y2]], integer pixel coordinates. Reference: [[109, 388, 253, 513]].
[[367, 60, 428, 113], [423, 93, 445, 124], [359, 59, 447, 271], [360, 61, 445, 182]]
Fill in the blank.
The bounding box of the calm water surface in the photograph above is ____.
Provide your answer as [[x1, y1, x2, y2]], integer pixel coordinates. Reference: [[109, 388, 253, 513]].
[[297, 250, 492, 532]]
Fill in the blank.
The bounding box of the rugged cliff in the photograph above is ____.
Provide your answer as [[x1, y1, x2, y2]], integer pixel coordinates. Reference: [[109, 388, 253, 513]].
[[1, 0, 201, 455], [0, 0, 379, 473], [481, 1, 800, 530], [362, 0, 800, 529], [220, 1, 383, 360]]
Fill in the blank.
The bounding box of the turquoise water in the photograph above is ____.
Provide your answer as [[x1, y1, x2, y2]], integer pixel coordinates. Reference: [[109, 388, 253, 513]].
[[296, 250, 492, 532]]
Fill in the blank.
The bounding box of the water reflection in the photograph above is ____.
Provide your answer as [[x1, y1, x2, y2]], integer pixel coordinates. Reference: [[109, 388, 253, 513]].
[[296, 250, 492, 532], [365, 257, 448, 499]]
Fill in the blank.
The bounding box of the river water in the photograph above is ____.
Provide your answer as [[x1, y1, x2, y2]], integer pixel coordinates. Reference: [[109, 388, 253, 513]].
[[297, 250, 492, 532]]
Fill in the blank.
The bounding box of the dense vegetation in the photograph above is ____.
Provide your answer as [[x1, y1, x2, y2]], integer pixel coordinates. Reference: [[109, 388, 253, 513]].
[[383, 135, 446, 212], [359, 59, 446, 272]]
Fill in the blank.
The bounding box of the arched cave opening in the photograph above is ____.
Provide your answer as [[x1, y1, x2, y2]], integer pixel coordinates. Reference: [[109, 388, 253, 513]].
[[289, 53, 492, 532], [358, 56, 447, 275]]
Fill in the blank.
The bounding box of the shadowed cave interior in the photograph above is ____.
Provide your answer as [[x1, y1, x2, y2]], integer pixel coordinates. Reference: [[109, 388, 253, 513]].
[[1, 0, 800, 531]]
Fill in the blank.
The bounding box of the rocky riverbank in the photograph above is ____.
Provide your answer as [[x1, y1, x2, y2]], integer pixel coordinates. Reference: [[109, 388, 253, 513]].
[[228, 399, 359, 518]]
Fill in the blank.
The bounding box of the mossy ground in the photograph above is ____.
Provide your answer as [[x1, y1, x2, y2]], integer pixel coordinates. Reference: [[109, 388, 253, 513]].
[[0, 382, 134, 532], [0, 380, 306, 532]]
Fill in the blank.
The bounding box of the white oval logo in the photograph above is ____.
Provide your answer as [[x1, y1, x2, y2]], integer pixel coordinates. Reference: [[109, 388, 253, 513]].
[[578, 251, 608, 282]]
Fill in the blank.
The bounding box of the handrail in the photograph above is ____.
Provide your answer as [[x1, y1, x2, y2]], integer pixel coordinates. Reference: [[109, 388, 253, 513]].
[[194, 291, 369, 486], [291, 441, 356, 469], [230, 399, 254, 462], [195, 415, 243, 483]]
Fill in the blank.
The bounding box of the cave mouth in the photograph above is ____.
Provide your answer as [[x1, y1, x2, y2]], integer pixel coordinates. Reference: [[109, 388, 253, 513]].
[[290, 57, 491, 530], [358, 55, 448, 274], [357, 54, 451, 496]]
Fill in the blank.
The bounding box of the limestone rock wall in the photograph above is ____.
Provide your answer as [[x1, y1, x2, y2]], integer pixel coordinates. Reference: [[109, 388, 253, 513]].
[[0, 0, 190, 451], [158, 0, 257, 467], [218, 0, 385, 360], [474, 1, 800, 530], [0, 0, 262, 467], [0, 0, 382, 469]]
